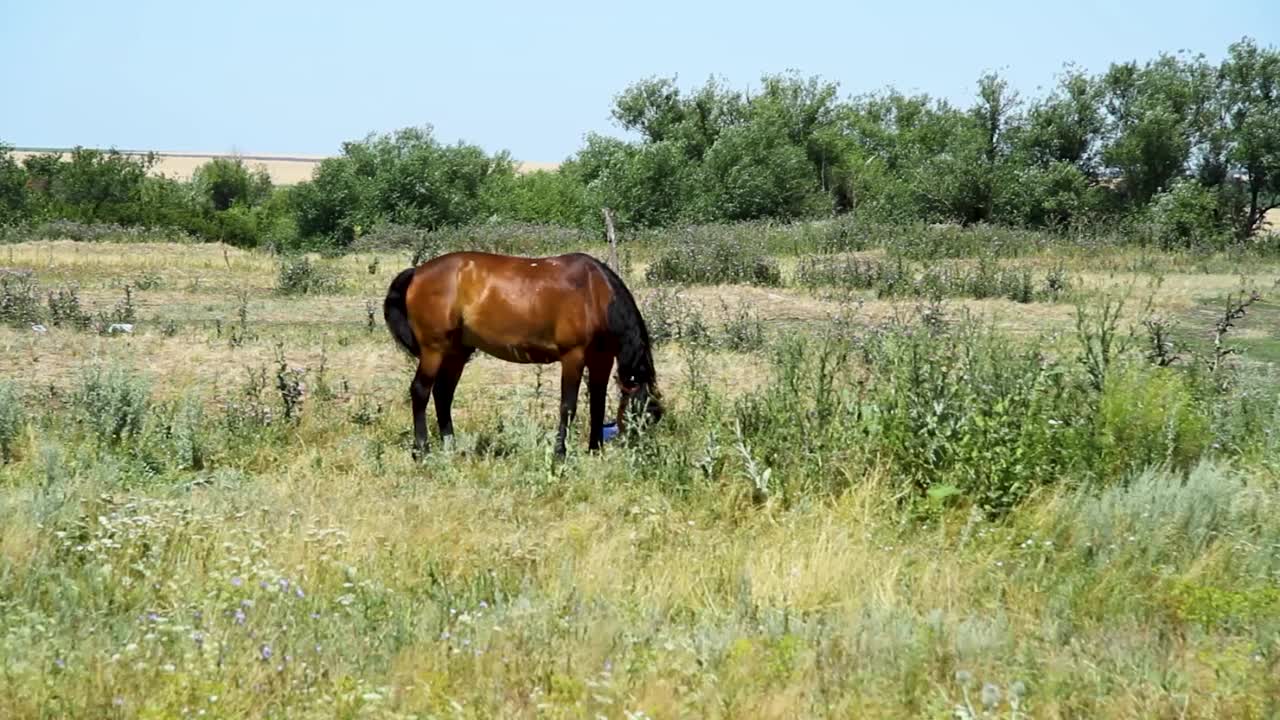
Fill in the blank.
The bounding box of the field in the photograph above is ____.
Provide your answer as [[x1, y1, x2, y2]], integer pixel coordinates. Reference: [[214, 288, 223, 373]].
[[3, 224, 1280, 719]]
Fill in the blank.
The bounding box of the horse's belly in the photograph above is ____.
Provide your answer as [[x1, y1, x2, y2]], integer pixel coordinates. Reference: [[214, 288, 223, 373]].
[[469, 337, 560, 364]]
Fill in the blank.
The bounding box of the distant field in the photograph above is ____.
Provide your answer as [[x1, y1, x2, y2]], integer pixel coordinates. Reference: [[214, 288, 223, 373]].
[[10, 149, 559, 185]]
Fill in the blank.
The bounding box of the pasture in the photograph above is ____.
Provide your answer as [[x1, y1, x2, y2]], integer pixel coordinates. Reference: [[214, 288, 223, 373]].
[[2, 222, 1280, 718]]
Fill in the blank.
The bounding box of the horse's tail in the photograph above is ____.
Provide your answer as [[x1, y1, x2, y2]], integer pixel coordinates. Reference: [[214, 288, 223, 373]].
[[383, 266, 420, 357], [594, 258, 656, 388]]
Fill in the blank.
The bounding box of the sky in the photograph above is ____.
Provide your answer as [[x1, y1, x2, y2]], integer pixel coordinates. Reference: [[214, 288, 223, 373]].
[[2, 0, 1276, 163]]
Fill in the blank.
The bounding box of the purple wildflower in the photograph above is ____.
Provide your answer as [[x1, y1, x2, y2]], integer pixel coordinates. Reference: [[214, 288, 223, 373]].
[[233, 609, 246, 625], [231, 577, 243, 588], [260, 644, 272, 661]]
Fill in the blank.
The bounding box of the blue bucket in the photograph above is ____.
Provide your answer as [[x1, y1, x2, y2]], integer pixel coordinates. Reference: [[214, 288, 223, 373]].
[[602, 422, 619, 441]]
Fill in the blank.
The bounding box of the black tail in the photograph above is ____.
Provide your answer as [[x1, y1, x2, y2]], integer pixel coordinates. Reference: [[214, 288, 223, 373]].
[[383, 267, 420, 357], [595, 258, 656, 388]]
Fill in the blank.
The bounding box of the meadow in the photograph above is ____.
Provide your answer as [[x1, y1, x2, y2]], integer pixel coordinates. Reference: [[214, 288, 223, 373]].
[[2, 221, 1280, 719]]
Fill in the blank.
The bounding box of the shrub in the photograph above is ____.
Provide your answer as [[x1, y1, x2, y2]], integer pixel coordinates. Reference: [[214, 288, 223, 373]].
[[1142, 179, 1231, 250], [1055, 461, 1273, 571], [291, 126, 516, 247], [645, 231, 782, 286], [155, 393, 208, 471], [640, 287, 712, 346], [276, 256, 340, 295], [47, 285, 92, 330], [9, 220, 197, 244], [860, 321, 1088, 512], [794, 254, 1069, 303], [71, 365, 150, 446], [720, 300, 767, 352], [1092, 363, 1212, 480], [0, 381, 24, 462], [0, 270, 41, 327]]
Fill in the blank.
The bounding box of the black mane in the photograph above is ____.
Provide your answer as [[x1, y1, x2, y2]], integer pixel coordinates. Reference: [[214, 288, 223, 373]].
[[590, 256, 656, 388]]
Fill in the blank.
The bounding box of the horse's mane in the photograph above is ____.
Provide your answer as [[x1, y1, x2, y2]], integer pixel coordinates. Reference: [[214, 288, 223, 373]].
[[590, 256, 656, 388]]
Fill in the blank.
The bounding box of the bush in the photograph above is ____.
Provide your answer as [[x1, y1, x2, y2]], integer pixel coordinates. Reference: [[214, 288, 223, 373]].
[[860, 322, 1088, 512], [496, 169, 589, 226], [720, 300, 767, 351], [9, 220, 197, 244], [47, 285, 92, 330], [0, 143, 31, 225], [72, 365, 150, 446], [1092, 363, 1212, 480], [0, 271, 41, 327], [645, 230, 781, 286], [291, 126, 516, 247], [640, 288, 712, 346], [276, 256, 340, 295], [1142, 179, 1231, 250], [1055, 461, 1273, 571], [155, 394, 208, 471], [795, 254, 1069, 303], [0, 381, 24, 462]]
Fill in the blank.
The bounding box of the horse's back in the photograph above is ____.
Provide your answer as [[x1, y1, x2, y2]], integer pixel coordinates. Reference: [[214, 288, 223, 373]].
[[404, 251, 611, 362]]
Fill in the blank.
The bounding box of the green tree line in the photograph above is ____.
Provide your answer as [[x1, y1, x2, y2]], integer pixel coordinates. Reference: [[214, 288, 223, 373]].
[[2, 37, 1276, 250]]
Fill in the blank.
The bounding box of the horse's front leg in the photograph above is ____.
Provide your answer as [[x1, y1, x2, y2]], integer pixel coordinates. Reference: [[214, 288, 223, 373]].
[[555, 350, 585, 457], [586, 353, 614, 451]]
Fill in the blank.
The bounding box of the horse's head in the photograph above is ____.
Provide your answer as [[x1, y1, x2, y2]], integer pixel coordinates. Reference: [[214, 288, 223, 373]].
[[616, 379, 663, 434]]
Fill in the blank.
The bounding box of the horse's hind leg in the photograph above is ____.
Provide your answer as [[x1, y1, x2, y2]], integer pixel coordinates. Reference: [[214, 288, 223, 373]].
[[410, 351, 443, 460], [554, 349, 585, 457], [433, 350, 471, 446]]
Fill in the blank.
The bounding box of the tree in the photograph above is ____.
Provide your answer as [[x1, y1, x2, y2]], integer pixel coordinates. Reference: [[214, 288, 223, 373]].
[[698, 121, 823, 221], [0, 143, 31, 225], [1017, 66, 1104, 172], [1100, 53, 1218, 205], [611, 77, 686, 144], [192, 157, 272, 212], [291, 126, 514, 245], [1219, 37, 1280, 237]]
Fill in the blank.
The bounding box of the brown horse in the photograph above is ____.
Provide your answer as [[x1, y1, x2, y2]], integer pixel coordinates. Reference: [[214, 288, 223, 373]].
[[382, 251, 663, 458]]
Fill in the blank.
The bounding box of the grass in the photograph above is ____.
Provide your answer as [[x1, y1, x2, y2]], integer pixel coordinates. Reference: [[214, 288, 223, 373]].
[[2, 227, 1280, 718]]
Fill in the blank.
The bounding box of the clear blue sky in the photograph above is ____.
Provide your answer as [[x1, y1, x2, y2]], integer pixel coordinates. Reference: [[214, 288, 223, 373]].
[[2, 0, 1274, 163]]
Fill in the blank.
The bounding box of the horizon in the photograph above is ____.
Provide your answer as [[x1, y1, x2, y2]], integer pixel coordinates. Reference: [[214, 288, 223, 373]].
[[2, 1, 1276, 163]]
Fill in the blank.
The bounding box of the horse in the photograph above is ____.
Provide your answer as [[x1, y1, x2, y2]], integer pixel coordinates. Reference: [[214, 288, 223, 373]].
[[382, 251, 663, 458]]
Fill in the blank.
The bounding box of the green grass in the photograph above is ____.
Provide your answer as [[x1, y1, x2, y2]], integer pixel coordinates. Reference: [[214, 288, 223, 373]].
[[2, 229, 1280, 718]]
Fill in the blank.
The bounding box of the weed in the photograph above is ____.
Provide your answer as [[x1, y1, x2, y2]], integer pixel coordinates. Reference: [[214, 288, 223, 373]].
[[1074, 293, 1130, 394], [274, 345, 306, 421]]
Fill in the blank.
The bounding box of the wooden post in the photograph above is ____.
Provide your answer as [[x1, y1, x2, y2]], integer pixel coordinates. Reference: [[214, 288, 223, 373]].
[[602, 207, 619, 272]]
